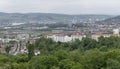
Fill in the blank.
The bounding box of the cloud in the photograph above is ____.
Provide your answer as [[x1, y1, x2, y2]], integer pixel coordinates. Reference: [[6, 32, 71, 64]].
[[0, 0, 120, 14]]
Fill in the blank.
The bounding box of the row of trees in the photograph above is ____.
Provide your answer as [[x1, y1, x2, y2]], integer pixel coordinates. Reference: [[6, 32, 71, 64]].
[[1, 36, 120, 69]]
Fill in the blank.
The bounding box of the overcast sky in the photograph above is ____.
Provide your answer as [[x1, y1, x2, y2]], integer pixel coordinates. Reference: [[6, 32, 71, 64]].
[[0, 0, 120, 15]]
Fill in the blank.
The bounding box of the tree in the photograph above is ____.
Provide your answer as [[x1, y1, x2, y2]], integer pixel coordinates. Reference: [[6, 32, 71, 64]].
[[58, 59, 75, 69], [29, 56, 58, 69], [71, 63, 83, 69], [53, 50, 69, 61], [106, 59, 120, 69], [27, 43, 34, 60], [83, 49, 105, 69], [81, 37, 98, 50], [5, 46, 11, 54], [69, 39, 81, 50]]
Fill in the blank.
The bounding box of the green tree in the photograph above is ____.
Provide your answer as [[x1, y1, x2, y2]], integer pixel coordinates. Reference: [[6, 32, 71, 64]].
[[106, 59, 120, 69], [29, 56, 58, 69], [27, 43, 34, 60], [58, 59, 75, 69], [81, 37, 98, 50]]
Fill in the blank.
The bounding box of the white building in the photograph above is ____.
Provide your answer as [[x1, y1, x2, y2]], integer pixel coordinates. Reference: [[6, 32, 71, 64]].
[[113, 29, 119, 35], [71, 35, 86, 41], [0, 38, 18, 43], [17, 34, 29, 40], [47, 33, 86, 42], [91, 34, 111, 40], [34, 50, 40, 56]]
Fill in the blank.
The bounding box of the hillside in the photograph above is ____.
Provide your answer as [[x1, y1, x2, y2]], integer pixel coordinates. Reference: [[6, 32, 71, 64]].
[[0, 12, 112, 25], [97, 15, 120, 24]]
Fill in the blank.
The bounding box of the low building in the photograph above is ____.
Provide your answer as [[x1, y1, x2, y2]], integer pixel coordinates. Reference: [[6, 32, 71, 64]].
[[47, 32, 86, 42], [34, 50, 40, 56], [17, 34, 30, 40], [91, 34, 111, 40]]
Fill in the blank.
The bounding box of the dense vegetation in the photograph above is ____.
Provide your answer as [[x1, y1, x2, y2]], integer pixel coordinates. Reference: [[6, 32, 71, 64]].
[[1, 36, 120, 69]]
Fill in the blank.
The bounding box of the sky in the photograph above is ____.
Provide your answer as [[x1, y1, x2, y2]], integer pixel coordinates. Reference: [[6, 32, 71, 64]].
[[0, 0, 120, 15]]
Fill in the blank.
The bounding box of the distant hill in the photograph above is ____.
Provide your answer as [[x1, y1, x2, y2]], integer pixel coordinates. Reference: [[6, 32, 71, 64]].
[[97, 15, 120, 24], [0, 12, 112, 25]]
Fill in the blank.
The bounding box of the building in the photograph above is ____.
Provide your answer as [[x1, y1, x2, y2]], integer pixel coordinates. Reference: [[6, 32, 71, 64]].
[[47, 32, 86, 42], [91, 33, 111, 40], [17, 34, 30, 40], [113, 29, 119, 36], [34, 50, 40, 56]]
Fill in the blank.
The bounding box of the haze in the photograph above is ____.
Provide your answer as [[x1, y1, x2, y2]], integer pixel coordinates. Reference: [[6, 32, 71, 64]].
[[0, 0, 120, 15]]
